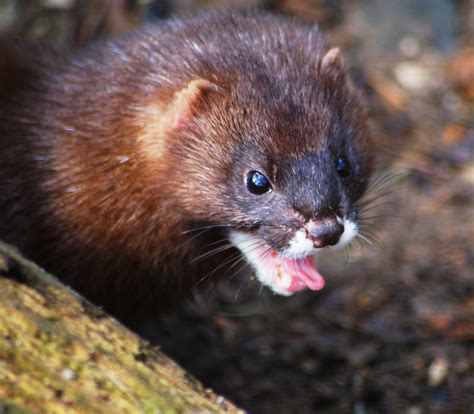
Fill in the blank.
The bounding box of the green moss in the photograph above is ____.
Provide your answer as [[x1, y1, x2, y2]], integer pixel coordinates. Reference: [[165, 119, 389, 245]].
[[0, 401, 35, 414], [0, 241, 243, 414]]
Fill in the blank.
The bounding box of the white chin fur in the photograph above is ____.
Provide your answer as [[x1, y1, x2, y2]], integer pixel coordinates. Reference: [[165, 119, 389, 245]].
[[228, 230, 293, 296], [228, 218, 358, 295], [333, 218, 358, 249]]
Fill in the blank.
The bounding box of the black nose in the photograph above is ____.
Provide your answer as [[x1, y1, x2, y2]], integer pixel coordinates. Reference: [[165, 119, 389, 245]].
[[306, 219, 344, 248]]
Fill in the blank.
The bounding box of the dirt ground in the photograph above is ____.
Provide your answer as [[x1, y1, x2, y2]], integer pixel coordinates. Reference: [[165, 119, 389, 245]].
[[1, 0, 473, 413]]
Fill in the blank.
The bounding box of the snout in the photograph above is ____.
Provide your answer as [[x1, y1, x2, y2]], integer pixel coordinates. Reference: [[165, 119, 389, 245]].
[[305, 218, 344, 248]]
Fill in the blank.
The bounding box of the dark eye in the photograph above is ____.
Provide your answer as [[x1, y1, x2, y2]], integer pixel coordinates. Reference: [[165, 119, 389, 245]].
[[336, 156, 350, 177], [245, 170, 272, 195]]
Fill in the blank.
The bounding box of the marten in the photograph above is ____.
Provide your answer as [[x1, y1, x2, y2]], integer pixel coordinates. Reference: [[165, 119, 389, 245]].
[[0, 10, 373, 323]]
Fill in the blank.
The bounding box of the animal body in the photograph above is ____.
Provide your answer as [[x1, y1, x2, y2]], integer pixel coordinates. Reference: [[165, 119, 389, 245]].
[[0, 10, 373, 321]]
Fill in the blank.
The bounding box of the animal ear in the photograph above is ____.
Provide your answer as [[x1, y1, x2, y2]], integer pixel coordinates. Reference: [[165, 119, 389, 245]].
[[320, 47, 355, 90], [321, 47, 344, 72], [139, 79, 220, 160], [172, 79, 220, 129]]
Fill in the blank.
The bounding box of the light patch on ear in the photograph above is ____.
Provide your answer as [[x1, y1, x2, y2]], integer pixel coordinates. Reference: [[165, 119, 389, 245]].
[[321, 47, 343, 71], [320, 47, 356, 92], [172, 79, 220, 129], [138, 79, 219, 160]]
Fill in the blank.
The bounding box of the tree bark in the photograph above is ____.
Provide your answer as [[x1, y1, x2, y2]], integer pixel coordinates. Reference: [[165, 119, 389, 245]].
[[0, 241, 244, 414]]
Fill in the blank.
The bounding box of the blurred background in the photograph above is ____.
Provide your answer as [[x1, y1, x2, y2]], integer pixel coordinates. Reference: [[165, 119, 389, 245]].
[[0, 0, 473, 413]]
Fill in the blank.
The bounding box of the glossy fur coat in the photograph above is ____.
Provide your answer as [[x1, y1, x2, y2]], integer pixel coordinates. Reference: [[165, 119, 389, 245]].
[[0, 10, 373, 320]]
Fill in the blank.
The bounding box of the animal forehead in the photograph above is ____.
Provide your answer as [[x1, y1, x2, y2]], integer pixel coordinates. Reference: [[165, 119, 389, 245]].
[[261, 103, 341, 152], [276, 151, 334, 180], [238, 115, 334, 158]]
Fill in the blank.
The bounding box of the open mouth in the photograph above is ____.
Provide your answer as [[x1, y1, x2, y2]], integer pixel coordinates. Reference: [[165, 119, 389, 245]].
[[259, 246, 325, 294], [228, 231, 325, 296]]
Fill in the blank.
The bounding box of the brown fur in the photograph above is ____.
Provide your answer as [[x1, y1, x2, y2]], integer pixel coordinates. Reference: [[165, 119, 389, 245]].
[[0, 10, 373, 322]]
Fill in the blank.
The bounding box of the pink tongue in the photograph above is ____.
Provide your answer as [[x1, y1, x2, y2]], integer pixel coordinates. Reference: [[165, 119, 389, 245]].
[[281, 256, 325, 292]]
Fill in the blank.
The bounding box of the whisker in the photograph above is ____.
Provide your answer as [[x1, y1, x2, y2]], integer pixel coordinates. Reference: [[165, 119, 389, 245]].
[[358, 189, 398, 208], [165, 227, 213, 258], [357, 233, 374, 246], [358, 231, 383, 247], [233, 245, 275, 301], [190, 234, 261, 264], [367, 170, 408, 192], [342, 243, 352, 263], [190, 242, 234, 264], [360, 228, 382, 240], [230, 244, 272, 284], [358, 223, 382, 231], [360, 202, 399, 214], [229, 241, 277, 285], [233, 261, 254, 301], [192, 236, 269, 289], [181, 223, 237, 235], [192, 250, 248, 289], [348, 236, 364, 255], [182, 221, 291, 236], [359, 214, 405, 221]]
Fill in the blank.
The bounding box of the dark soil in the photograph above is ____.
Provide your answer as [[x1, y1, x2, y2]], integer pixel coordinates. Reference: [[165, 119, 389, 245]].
[[1, 0, 473, 412]]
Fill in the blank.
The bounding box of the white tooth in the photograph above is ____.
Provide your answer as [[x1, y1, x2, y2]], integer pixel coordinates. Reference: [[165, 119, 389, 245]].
[[280, 272, 292, 289]]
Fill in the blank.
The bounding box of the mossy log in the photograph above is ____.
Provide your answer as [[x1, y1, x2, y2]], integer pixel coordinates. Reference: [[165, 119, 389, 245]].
[[0, 241, 244, 414]]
